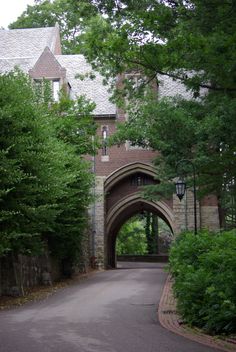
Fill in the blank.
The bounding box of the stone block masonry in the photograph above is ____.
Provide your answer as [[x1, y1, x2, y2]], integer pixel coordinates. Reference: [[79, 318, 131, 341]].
[[173, 189, 220, 234], [0, 253, 60, 296], [91, 176, 106, 267]]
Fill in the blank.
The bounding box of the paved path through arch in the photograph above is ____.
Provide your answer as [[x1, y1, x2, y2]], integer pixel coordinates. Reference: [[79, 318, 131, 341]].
[[0, 263, 219, 352]]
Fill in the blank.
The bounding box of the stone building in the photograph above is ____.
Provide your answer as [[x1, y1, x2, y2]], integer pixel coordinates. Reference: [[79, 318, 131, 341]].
[[0, 25, 220, 271]]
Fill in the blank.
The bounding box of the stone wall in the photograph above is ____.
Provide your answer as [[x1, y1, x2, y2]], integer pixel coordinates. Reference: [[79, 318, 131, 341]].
[[77, 226, 92, 272], [200, 206, 220, 231], [90, 176, 106, 268], [0, 253, 60, 296], [0, 228, 93, 297], [173, 189, 200, 234], [173, 189, 220, 234]]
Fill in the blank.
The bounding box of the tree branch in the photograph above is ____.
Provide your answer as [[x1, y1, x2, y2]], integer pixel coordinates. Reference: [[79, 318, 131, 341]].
[[126, 58, 236, 92]]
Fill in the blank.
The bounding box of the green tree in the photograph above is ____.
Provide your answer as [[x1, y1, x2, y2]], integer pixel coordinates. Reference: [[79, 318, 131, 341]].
[[9, 0, 95, 54], [145, 212, 151, 254], [79, 1, 236, 224], [0, 70, 96, 277], [46, 92, 97, 274], [116, 216, 147, 255], [11, 1, 236, 224], [145, 212, 159, 254], [80, 1, 236, 91], [151, 214, 159, 254]]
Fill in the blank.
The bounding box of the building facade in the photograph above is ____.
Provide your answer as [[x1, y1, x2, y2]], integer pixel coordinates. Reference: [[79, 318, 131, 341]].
[[0, 25, 220, 269]]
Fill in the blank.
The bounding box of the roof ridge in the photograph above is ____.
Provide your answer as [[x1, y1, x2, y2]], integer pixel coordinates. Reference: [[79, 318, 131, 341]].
[[55, 54, 84, 56], [0, 26, 56, 32], [0, 56, 34, 60]]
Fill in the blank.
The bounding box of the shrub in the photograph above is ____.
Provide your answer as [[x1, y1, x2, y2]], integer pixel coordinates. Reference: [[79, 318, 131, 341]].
[[169, 230, 236, 335], [0, 71, 95, 274]]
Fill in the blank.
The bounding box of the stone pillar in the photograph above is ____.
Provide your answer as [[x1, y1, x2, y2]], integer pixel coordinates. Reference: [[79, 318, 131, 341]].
[[200, 206, 220, 231], [91, 176, 106, 268], [173, 189, 200, 234], [174, 190, 221, 234]]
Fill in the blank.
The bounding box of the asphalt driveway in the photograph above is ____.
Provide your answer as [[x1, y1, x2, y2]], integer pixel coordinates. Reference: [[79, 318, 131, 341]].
[[0, 262, 219, 352]]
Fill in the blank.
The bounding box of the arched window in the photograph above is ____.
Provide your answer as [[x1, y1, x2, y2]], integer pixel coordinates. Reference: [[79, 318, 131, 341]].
[[102, 126, 108, 156]]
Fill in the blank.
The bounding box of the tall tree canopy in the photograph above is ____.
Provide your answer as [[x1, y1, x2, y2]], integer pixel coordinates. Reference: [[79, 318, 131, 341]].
[[9, 0, 95, 54], [11, 0, 236, 226], [0, 71, 96, 269], [79, 1, 236, 92], [10, 0, 236, 92], [79, 0, 236, 226]]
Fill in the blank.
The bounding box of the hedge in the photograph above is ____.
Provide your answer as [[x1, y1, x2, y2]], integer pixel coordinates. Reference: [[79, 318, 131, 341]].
[[169, 230, 236, 335]]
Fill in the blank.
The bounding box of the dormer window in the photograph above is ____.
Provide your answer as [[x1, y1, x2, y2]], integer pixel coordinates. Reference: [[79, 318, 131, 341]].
[[53, 80, 60, 102], [33, 78, 61, 102]]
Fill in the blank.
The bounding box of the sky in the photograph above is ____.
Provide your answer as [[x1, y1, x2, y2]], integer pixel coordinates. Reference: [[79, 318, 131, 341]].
[[0, 0, 35, 29]]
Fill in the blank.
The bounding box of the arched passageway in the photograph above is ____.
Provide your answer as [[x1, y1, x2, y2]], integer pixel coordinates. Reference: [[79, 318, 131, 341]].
[[104, 163, 175, 268]]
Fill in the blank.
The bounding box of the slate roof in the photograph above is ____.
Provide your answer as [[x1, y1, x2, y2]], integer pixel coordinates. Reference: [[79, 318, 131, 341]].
[[158, 75, 193, 100], [0, 27, 57, 59], [0, 57, 36, 74], [56, 55, 116, 116], [0, 26, 116, 116], [0, 26, 195, 115]]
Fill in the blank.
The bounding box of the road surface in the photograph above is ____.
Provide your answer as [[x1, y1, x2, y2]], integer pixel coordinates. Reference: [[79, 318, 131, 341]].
[[0, 262, 219, 352]]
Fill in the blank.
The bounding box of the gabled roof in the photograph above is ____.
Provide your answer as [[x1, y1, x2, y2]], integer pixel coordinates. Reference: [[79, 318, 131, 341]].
[[29, 47, 66, 79], [0, 25, 116, 116], [0, 26, 60, 59]]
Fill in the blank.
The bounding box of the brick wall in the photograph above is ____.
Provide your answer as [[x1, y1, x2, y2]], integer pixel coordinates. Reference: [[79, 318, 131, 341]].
[[94, 118, 158, 177], [52, 25, 62, 55], [29, 47, 66, 80]]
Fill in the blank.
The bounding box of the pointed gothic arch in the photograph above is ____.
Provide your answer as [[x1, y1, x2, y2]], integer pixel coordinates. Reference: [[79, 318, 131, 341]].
[[104, 162, 158, 191], [104, 162, 174, 267]]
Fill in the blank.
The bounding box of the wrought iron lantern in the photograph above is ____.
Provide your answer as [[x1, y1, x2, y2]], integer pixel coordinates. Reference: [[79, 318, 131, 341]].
[[175, 177, 186, 201], [175, 159, 197, 234]]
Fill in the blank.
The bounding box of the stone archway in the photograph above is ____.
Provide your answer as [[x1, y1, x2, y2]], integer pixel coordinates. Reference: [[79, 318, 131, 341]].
[[105, 162, 158, 191], [104, 162, 174, 268], [92, 161, 220, 268]]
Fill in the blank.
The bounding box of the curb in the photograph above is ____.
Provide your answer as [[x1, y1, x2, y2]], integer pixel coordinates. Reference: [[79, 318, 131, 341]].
[[158, 275, 236, 352]]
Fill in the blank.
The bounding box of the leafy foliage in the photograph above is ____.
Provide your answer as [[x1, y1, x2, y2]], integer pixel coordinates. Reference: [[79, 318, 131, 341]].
[[145, 212, 159, 254], [80, 1, 236, 91], [10, 1, 236, 223], [116, 216, 147, 255], [169, 230, 236, 334], [116, 214, 172, 255], [78, 0, 236, 223], [0, 71, 96, 273], [9, 0, 96, 54], [112, 91, 236, 202]]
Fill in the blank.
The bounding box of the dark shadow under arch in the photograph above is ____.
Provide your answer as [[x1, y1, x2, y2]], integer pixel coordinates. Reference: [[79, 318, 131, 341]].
[[106, 197, 174, 268], [104, 162, 174, 268]]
